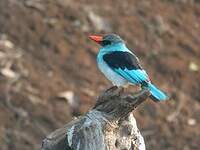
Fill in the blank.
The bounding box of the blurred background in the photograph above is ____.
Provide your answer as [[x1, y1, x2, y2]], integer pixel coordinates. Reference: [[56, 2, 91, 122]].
[[0, 0, 199, 149]]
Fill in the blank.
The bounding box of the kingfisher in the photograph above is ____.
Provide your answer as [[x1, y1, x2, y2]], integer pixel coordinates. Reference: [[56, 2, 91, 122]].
[[89, 34, 168, 102]]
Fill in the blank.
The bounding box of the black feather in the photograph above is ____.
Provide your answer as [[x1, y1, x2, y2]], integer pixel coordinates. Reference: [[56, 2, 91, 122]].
[[103, 51, 142, 70]]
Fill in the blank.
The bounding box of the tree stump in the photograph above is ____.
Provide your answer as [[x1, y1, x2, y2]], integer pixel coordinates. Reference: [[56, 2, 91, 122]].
[[42, 86, 150, 150]]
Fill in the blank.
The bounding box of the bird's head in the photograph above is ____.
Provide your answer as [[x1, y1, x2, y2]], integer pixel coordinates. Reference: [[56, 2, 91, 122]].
[[89, 34, 124, 47]]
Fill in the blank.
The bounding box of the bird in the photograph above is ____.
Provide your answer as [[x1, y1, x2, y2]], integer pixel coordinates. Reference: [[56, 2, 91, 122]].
[[89, 34, 168, 102]]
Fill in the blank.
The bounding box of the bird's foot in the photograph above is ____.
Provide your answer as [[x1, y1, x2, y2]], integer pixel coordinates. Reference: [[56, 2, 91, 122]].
[[104, 86, 125, 95], [105, 86, 118, 92]]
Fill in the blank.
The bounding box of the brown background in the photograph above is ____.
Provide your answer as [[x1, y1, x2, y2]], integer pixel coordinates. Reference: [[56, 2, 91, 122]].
[[0, 0, 199, 149]]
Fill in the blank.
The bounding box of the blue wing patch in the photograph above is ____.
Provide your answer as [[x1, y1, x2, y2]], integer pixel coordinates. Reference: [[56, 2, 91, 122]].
[[114, 68, 149, 85]]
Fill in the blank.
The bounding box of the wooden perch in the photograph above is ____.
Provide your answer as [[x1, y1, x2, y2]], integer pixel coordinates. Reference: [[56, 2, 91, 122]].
[[42, 86, 150, 150]]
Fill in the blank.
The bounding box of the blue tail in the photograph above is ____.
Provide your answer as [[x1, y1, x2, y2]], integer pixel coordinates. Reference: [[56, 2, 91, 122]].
[[146, 83, 169, 102]]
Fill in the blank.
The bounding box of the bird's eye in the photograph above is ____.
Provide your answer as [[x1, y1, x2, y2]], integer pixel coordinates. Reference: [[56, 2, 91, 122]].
[[102, 40, 111, 46]]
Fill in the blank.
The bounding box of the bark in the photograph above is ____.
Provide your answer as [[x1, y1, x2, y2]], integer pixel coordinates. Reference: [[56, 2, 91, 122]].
[[42, 86, 150, 150]]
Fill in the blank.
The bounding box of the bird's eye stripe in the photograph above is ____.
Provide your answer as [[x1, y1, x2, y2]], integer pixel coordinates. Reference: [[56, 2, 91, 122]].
[[102, 40, 111, 46]]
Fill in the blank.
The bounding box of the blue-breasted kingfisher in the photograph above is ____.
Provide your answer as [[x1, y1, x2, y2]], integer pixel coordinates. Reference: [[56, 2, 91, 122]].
[[89, 34, 169, 102]]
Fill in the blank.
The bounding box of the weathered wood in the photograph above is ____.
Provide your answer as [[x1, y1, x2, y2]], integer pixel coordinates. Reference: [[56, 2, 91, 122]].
[[42, 86, 150, 150]]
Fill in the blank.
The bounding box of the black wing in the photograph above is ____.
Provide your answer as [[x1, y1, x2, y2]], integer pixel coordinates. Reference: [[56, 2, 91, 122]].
[[103, 51, 142, 70]]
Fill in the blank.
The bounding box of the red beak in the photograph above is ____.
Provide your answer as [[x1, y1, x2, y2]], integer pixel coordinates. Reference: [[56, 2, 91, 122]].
[[89, 35, 103, 44]]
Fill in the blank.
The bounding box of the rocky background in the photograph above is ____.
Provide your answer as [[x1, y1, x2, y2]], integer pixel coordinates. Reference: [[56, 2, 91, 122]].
[[0, 0, 199, 150]]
